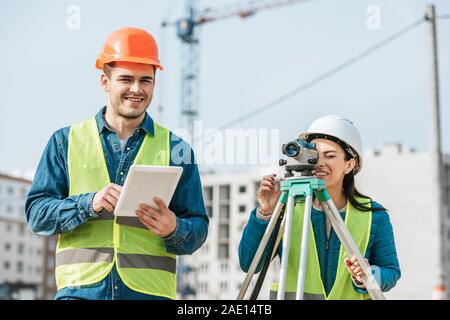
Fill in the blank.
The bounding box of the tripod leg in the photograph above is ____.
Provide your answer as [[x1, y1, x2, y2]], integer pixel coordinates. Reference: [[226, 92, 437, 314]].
[[295, 192, 313, 300], [237, 194, 286, 300], [321, 199, 386, 300], [250, 211, 284, 300], [277, 195, 296, 300], [270, 212, 286, 260], [248, 210, 287, 300]]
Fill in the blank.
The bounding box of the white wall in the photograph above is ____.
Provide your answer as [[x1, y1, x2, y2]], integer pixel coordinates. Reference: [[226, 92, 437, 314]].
[[357, 144, 449, 299], [182, 145, 450, 300]]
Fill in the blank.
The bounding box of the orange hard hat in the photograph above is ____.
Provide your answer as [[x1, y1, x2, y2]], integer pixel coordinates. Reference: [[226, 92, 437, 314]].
[[95, 27, 163, 70]]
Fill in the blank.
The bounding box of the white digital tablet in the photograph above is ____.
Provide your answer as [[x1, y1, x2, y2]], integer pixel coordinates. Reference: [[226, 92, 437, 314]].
[[114, 165, 183, 217]]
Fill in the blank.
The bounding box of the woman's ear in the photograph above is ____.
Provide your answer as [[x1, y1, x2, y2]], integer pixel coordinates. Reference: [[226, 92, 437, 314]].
[[345, 158, 356, 174]]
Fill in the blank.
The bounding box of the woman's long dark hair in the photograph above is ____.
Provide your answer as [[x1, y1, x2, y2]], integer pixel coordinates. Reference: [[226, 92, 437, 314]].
[[343, 153, 386, 212]]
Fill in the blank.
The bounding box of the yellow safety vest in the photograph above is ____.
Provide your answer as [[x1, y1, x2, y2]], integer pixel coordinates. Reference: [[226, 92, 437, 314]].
[[271, 198, 372, 300], [55, 117, 176, 299]]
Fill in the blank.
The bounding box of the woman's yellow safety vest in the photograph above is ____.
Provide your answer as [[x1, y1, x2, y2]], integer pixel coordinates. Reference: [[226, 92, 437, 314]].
[[55, 117, 176, 299], [270, 198, 372, 300]]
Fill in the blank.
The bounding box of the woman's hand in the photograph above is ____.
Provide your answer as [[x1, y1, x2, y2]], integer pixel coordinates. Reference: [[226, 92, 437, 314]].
[[257, 174, 281, 216], [345, 255, 368, 285]]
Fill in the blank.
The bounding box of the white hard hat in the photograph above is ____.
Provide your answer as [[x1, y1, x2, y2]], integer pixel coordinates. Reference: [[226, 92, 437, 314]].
[[299, 115, 363, 174]]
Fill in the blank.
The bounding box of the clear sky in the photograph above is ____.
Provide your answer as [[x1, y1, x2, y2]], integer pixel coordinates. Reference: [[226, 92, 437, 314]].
[[1, 0, 449, 175]]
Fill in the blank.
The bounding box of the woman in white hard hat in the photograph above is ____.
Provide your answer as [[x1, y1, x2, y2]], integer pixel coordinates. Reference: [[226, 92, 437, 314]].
[[239, 115, 401, 300]]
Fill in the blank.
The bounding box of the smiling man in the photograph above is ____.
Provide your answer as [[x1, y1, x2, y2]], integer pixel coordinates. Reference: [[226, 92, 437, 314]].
[[25, 27, 208, 300]]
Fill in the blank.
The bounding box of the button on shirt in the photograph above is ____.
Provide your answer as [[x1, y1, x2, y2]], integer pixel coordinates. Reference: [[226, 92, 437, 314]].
[[25, 107, 209, 300]]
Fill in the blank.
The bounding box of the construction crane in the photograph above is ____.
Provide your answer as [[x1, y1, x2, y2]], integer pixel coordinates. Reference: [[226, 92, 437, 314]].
[[161, 0, 309, 298], [161, 0, 309, 137]]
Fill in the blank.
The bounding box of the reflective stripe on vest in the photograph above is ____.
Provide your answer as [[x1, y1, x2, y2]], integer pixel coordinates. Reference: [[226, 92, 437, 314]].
[[56, 117, 176, 299], [271, 198, 372, 300], [56, 249, 175, 274], [94, 210, 148, 229]]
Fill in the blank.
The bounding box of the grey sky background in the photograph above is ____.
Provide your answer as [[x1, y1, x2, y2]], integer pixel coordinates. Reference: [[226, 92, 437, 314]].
[[1, 0, 449, 175]]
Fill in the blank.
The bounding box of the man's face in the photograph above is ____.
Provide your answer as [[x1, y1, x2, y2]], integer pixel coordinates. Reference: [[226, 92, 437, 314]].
[[101, 61, 155, 119]]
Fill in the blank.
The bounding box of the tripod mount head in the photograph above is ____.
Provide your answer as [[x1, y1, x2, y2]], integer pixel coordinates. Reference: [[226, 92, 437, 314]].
[[279, 138, 318, 177]]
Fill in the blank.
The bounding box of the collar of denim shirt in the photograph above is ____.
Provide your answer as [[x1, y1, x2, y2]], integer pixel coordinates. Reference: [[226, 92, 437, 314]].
[[95, 106, 155, 136]]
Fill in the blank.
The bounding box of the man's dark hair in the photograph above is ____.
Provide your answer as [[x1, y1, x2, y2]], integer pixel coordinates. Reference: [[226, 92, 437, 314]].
[[103, 62, 116, 79]]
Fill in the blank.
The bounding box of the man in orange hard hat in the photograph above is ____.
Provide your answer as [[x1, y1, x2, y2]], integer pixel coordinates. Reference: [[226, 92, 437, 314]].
[[26, 27, 208, 300]]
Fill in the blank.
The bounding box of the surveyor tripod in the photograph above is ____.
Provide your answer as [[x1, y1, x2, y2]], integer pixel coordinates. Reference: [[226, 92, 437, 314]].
[[237, 175, 385, 300]]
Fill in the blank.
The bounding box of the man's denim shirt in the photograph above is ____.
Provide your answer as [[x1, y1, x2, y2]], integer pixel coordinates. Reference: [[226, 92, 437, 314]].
[[25, 107, 209, 298]]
